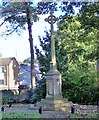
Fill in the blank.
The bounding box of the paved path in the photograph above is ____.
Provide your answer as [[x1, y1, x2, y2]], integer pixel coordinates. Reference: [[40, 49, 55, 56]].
[[41, 111, 70, 118], [73, 104, 97, 114]]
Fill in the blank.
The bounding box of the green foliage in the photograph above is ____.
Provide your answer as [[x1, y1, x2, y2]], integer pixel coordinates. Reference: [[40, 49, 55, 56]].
[[30, 78, 46, 103], [35, 31, 51, 75], [80, 3, 99, 29], [37, 2, 58, 14], [0, 2, 39, 36], [23, 57, 38, 64], [0, 90, 15, 104], [57, 8, 97, 104]]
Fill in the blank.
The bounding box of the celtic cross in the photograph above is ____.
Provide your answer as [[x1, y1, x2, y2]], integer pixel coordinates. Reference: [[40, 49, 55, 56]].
[[45, 12, 58, 69]]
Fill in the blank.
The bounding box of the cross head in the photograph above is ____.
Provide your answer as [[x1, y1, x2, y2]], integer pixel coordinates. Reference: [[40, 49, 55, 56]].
[[45, 12, 58, 25]]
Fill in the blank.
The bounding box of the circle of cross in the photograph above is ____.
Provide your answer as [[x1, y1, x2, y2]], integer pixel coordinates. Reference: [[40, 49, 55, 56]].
[[45, 12, 58, 24]]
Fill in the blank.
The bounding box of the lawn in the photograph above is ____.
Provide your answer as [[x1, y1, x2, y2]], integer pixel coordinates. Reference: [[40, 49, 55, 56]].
[[1, 112, 98, 119], [0, 112, 42, 119], [70, 113, 98, 119]]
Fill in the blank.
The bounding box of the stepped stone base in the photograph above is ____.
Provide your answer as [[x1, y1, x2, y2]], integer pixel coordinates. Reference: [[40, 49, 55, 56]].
[[30, 67, 73, 112], [30, 96, 73, 112]]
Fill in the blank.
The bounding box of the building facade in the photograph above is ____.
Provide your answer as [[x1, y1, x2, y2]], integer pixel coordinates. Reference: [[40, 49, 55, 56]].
[[0, 57, 19, 90]]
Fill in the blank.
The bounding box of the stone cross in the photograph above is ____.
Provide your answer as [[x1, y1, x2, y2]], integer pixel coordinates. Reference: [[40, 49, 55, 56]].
[[45, 12, 58, 69]]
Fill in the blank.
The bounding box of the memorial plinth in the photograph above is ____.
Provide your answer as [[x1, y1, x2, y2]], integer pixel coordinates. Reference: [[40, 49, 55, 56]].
[[31, 12, 73, 112], [35, 63, 72, 111]]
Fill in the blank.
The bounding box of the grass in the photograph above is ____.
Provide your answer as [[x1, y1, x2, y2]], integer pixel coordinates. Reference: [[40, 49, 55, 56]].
[[70, 113, 98, 119], [1, 112, 98, 120], [0, 113, 2, 120], [0, 112, 42, 119]]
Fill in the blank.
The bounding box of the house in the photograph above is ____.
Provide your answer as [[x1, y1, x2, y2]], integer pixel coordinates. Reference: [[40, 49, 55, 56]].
[[0, 57, 19, 90], [19, 63, 42, 88]]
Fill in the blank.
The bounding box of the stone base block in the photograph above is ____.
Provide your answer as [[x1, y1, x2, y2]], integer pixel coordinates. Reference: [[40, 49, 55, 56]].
[[33, 97, 73, 112]]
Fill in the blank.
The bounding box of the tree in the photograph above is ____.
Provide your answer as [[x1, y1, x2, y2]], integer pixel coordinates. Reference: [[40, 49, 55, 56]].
[[23, 57, 38, 64], [79, 2, 99, 29], [57, 14, 97, 103], [0, 1, 78, 89], [0, 1, 60, 89], [25, 2, 36, 89], [35, 31, 51, 75], [35, 3, 98, 104], [0, 2, 40, 89], [80, 2, 99, 102]]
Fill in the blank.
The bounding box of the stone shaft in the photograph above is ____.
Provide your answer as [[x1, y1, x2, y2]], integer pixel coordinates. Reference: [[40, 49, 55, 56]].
[[45, 12, 58, 69]]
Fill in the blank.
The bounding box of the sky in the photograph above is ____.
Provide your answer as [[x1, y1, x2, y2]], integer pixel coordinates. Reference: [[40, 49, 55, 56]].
[[0, 1, 79, 62], [0, 8, 59, 62]]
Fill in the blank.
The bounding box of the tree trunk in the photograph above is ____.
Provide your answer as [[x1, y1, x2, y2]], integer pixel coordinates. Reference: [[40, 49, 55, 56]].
[[25, 3, 36, 89]]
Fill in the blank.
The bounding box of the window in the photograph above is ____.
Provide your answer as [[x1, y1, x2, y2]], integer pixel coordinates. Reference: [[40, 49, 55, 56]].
[[0, 79, 4, 85]]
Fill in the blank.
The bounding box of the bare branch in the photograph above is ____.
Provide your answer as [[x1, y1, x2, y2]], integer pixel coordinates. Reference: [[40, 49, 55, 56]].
[[5, 25, 20, 35], [0, 20, 6, 27], [0, 16, 15, 27]]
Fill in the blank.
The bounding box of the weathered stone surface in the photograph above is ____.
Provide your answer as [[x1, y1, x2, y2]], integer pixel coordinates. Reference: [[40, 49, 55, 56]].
[[30, 67, 73, 112], [35, 92, 73, 111]]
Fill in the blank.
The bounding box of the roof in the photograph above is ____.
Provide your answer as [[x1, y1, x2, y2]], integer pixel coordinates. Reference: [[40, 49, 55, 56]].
[[0, 57, 17, 66], [19, 63, 41, 74]]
